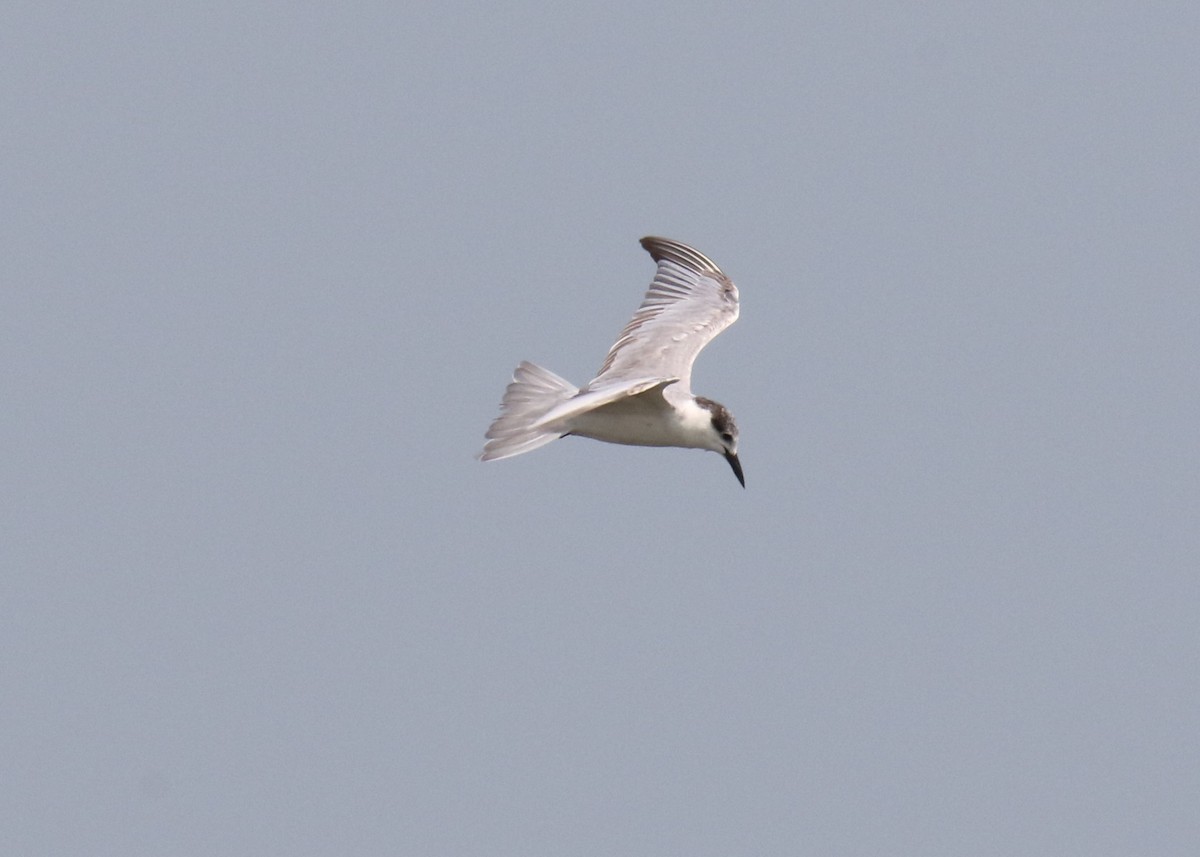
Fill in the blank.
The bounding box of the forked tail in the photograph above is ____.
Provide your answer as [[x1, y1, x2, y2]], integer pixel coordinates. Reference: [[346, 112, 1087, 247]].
[[479, 361, 578, 461]]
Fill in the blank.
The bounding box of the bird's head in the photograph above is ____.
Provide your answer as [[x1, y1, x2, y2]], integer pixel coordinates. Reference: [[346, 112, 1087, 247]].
[[695, 396, 744, 488]]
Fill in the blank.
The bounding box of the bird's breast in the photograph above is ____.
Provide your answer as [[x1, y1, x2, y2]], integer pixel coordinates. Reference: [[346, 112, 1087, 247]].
[[565, 395, 709, 449]]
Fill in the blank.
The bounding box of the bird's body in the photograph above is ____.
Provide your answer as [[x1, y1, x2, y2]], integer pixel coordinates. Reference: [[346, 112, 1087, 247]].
[[480, 236, 744, 486], [568, 386, 717, 448]]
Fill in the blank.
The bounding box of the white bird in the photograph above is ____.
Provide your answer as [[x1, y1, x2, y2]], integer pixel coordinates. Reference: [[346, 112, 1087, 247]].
[[480, 236, 744, 486]]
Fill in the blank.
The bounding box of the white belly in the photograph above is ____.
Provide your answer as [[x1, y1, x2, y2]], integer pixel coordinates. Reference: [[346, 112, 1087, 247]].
[[566, 393, 711, 449]]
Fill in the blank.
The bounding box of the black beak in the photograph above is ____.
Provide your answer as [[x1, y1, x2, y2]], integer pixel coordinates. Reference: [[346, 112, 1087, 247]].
[[724, 450, 745, 488]]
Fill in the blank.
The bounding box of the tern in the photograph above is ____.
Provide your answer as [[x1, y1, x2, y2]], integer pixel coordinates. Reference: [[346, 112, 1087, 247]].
[[480, 236, 744, 486]]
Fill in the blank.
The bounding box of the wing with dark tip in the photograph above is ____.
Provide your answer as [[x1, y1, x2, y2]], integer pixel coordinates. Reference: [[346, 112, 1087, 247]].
[[588, 236, 739, 395]]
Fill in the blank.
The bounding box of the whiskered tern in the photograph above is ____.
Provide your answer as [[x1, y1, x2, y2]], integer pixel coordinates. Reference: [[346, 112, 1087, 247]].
[[480, 236, 744, 486]]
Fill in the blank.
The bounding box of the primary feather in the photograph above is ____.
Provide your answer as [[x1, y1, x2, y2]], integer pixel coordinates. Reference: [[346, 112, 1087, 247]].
[[591, 236, 739, 395]]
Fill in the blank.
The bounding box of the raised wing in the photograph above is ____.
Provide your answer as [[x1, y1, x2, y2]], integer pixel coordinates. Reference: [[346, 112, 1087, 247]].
[[589, 236, 739, 394]]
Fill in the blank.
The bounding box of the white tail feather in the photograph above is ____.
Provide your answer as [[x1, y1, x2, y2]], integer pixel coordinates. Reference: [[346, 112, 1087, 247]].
[[479, 361, 578, 461]]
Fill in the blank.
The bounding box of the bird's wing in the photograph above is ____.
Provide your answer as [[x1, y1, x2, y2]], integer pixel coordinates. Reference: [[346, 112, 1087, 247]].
[[531, 377, 677, 430], [588, 236, 739, 395]]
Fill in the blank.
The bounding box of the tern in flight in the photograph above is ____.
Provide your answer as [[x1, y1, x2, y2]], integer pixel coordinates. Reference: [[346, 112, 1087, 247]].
[[480, 236, 744, 486]]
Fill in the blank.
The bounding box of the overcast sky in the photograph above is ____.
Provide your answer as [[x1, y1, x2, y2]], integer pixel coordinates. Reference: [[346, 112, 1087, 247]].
[[4, 2, 1198, 855]]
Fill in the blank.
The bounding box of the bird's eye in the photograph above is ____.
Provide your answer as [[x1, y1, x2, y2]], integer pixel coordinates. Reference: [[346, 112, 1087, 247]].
[[720, 432, 733, 444]]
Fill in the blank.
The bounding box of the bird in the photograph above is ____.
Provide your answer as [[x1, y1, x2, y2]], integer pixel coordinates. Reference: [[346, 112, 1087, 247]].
[[480, 236, 744, 487]]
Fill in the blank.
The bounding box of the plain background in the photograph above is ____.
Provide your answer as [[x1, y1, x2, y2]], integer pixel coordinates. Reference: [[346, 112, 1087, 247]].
[[4, 2, 1198, 855]]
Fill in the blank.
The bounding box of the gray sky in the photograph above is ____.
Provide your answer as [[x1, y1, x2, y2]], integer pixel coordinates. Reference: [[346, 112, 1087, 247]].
[[4, 2, 1198, 855]]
